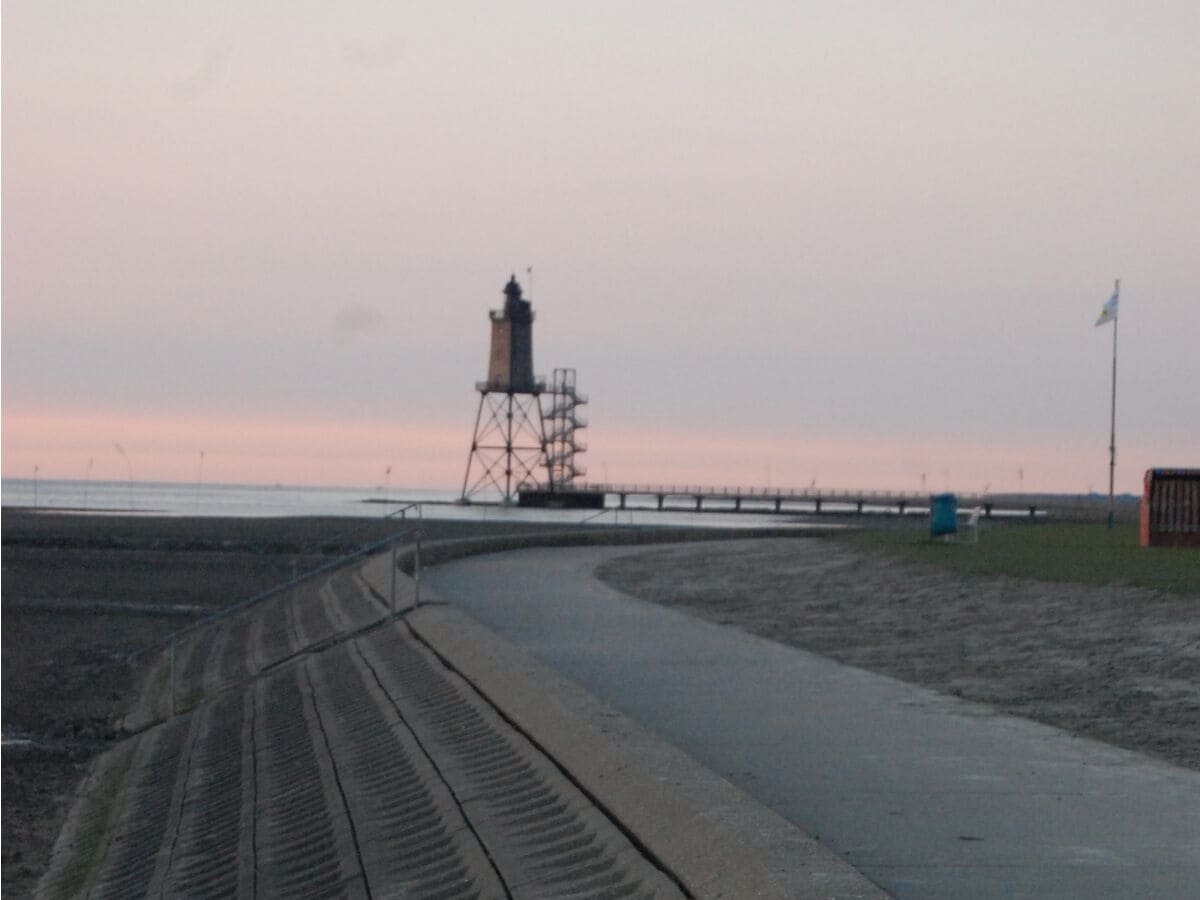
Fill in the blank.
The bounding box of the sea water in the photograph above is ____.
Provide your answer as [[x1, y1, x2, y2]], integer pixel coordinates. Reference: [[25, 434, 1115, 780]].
[[1, 478, 827, 530], [1, 478, 442, 518]]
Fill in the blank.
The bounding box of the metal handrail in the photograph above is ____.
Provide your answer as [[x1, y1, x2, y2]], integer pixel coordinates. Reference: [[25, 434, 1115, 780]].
[[126, 526, 418, 665], [385, 502, 424, 521]]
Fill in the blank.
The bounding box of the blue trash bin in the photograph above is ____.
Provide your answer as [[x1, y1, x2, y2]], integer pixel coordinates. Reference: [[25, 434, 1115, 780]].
[[931, 493, 958, 537]]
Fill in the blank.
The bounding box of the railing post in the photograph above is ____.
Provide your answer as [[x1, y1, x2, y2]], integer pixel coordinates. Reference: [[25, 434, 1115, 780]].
[[390, 536, 398, 616], [169, 636, 177, 718], [414, 529, 422, 608]]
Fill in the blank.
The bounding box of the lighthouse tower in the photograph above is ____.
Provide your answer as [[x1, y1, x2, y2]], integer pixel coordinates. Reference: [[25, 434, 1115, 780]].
[[461, 276, 548, 502], [486, 276, 536, 391]]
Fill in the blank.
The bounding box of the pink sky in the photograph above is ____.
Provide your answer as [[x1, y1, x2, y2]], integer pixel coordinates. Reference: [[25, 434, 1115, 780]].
[[3, 404, 1186, 496], [4, 3, 1198, 495]]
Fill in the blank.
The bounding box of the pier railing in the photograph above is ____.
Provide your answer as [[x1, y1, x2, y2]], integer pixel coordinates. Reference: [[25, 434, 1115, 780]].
[[572, 483, 1132, 521]]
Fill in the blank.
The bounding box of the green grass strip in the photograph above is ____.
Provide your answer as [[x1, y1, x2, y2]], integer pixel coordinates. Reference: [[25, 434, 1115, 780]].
[[834, 522, 1200, 595], [43, 740, 136, 900]]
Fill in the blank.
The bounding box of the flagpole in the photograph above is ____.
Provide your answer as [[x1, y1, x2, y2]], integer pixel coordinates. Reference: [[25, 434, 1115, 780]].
[[1107, 278, 1119, 529]]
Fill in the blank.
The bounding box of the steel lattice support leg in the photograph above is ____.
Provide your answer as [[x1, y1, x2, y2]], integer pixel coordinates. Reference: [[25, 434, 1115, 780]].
[[461, 390, 549, 503]]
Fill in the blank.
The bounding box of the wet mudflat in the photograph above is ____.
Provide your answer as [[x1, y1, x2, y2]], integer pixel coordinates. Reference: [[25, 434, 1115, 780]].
[[2, 517, 323, 896]]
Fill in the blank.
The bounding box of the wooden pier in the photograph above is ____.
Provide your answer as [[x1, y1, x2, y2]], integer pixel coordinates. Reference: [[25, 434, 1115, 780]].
[[574, 484, 1136, 522]]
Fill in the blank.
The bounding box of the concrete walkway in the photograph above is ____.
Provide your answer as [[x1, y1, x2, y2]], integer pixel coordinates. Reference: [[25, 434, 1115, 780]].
[[425, 544, 1200, 900]]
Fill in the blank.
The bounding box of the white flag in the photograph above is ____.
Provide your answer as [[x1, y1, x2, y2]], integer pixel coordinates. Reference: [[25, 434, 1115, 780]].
[[1095, 285, 1119, 327]]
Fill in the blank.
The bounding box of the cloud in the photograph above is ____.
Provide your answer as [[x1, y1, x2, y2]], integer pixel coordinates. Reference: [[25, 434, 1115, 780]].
[[340, 36, 405, 69], [172, 44, 232, 101]]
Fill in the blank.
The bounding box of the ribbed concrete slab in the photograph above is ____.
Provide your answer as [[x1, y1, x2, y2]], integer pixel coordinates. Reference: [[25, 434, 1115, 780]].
[[357, 625, 684, 899], [40, 559, 686, 899], [253, 666, 368, 899], [306, 642, 506, 898]]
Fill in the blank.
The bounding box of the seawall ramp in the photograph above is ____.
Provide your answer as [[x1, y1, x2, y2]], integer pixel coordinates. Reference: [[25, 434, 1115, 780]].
[[39, 537, 883, 899]]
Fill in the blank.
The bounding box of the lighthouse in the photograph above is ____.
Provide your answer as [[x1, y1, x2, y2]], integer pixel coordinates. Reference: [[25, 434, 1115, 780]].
[[460, 275, 547, 503]]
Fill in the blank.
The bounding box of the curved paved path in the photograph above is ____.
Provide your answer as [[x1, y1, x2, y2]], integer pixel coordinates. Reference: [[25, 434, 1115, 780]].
[[425, 544, 1200, 900]]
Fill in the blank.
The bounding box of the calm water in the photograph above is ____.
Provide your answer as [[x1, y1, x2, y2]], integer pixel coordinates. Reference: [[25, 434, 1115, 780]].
[[2, 478, 447, 518], [1, 478, 826, 530]]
